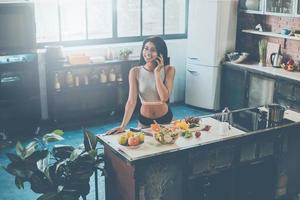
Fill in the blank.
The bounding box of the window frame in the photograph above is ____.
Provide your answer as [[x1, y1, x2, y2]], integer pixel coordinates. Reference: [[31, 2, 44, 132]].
[[36, 0, 189, 48]]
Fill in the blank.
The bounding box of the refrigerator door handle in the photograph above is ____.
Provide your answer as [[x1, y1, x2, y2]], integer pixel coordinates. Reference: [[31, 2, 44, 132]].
[[188, 57, 200, 60], [187, 69, 199, 74]]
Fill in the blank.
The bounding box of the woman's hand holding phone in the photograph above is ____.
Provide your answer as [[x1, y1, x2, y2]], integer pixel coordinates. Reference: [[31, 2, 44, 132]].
[[154, 54, 164, 74]]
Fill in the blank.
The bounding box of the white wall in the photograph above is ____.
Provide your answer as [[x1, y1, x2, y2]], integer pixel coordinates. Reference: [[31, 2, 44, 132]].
[[39, 40, 187, 119]]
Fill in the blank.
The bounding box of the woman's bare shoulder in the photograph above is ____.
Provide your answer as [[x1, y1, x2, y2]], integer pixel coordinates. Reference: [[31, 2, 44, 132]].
[[165, 65, 176, 74], [130, 65, 141, 72], [129, 66, 141, 80]]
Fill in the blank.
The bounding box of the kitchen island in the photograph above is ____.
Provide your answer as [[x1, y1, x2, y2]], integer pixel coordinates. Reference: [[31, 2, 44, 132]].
[[97, 106, 300, 200]]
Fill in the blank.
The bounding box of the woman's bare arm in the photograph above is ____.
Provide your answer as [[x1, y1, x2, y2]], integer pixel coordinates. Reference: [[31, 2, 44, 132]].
[[106, 67, 139, 134], [155, 65, 175, 102]]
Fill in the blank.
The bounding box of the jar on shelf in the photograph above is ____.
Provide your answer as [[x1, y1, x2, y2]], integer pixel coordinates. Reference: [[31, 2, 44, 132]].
[[54, 73, 61, 92], [108, 68, 116, 82], [66, 71, 74, 87], [74, 75, 80, 87], [100, 69, 107, 83], [116, 69, 123, 82], [83, 74, 89, 85]]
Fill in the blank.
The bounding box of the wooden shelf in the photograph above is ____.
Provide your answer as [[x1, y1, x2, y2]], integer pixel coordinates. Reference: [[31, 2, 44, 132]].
[[239, 9, 264, 15], [242, 30, 300, 41]]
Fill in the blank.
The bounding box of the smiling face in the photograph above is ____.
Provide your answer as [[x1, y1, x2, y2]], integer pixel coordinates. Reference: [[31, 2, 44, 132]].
[[142, 42, 158, 63]]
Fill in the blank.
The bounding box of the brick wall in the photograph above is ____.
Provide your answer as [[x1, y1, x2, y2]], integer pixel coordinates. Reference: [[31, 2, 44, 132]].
[[236, 13, 300, 66]]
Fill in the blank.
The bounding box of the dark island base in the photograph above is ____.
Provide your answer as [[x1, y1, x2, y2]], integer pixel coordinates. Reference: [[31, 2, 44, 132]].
[[104, 124, 300, 200]]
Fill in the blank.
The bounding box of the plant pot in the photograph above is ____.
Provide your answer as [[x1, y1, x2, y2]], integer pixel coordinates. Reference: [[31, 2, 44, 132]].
[[120, 55, 129, 60]]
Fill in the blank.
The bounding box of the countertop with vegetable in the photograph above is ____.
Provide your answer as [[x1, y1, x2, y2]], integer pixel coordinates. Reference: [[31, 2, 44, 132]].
[[224, 62, 300, 83], [97, 108, 300, 162]]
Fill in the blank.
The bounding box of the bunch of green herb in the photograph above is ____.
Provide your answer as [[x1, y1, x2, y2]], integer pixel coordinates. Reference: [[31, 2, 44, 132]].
[[258, 39, 268, 65]]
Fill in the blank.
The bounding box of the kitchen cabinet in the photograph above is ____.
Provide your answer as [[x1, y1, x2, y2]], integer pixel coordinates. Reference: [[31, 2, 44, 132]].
[[187, 171, 233, 200], [221, 63, 300, 112], [46, 59, 138, 122], [239, 0, 297, 16], [98, 106, 300, 200], [274, 79, 300, 110], [239, 0, 264, 14], [220, 66, 248, 110], [265, 0, 294, 15], [248, 73, 275, 107]]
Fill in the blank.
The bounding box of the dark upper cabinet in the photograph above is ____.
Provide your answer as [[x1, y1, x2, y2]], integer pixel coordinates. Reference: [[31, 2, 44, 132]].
[[221, 66, 248, 110], [248, 73, 275, 107], [221, 64, 300, 112], [274, 79, 300, 111]]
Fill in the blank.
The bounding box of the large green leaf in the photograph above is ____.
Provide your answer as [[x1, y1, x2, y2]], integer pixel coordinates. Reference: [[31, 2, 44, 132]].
[[55, 160, 68, 175], [25, 150, 48, 164], [29, 172, 53, 193], [37, 157, 48, 174], [6, 153, 22, 163], [15, 177, 24, 189], [37, 192, 58, 200], [43, 133, 64, 143], [83, 128, 97, 151], [16, 141, 26, 159], [4, 163, 34, 180], [53, 145, 75, 159], [24, 141, 38, 159], [70, 149, 84, 161], [53, 129, 64, 136]]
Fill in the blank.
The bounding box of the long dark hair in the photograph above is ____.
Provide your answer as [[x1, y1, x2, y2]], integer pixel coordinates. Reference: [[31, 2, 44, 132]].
[[139, 36, 169, 66]]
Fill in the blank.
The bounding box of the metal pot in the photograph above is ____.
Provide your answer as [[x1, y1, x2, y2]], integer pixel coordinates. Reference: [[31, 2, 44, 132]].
[[268, 104, 285, 123], [270, 53, 283, 68]]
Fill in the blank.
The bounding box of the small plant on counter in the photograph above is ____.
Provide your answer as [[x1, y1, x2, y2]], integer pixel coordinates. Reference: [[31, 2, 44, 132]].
[[2, 129, 104, 200], [119, 48, 133, 60], [258, 39, 268, 66]]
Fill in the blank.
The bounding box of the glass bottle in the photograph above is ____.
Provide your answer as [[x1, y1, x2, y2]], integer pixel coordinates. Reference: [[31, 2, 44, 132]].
[[66, 71, 74, 87], [116, 70, 123, 82], [109, 68, 116, 82], [54, 73, 61, 92], [75, 75, 80, 87], [100, 69, 107, 83], [84, 74, 89, 85]]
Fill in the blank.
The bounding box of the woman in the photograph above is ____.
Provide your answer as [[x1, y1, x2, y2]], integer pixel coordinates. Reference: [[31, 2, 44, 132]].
[[106, 36, 175, 134]]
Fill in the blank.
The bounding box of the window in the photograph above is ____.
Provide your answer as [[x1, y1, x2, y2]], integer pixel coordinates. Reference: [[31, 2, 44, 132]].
[[34, 0, 188, 46], [117, 0, 141, 37], [142, 0, 163, 35]]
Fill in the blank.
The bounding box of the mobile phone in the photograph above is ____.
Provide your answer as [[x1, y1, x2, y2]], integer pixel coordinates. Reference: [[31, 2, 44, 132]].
[[152, 58, 159, 67]]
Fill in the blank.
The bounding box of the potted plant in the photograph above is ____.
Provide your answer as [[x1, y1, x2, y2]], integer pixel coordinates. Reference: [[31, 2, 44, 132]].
[[2, 128, 104, 200], [258, 39, 268, 66], [119, 48, 132, 60]]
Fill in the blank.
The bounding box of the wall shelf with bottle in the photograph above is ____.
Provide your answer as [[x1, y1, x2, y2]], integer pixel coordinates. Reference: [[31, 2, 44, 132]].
[[46, 59, 139, 122], [242, 29, 300, 40], [239, 0, 298, 16]]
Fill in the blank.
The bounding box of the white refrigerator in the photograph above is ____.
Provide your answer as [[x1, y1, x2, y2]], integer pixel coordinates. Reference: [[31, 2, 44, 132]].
[[185, 0, 238, 110]]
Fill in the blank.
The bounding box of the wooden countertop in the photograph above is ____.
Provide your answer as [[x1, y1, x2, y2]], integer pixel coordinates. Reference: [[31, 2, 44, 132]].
[[98, 109, 300, 163], [224, 62, 300, 83], [98, 117, 245, 162]]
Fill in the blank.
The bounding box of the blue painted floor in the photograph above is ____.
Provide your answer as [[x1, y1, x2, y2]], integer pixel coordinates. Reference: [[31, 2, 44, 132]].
[[0, 104, 211, 200]]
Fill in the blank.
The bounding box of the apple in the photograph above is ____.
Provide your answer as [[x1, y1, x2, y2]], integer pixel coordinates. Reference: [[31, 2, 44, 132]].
[[287, 59, 294, 65], [118, 134, 128, 145], [195, 131, 201, 138], [128, 136, 140, 146]]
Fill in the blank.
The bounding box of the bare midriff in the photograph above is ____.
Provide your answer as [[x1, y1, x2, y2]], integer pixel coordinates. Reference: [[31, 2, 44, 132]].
[[140, 103, 169, 118]]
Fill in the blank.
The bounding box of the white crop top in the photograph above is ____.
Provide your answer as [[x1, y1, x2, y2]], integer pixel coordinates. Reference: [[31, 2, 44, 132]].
[[138, 66, 165, 104]]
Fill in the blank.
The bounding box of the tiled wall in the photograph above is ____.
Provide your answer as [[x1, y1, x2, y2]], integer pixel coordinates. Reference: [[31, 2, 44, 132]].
[[236, 13, 300, 65]]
